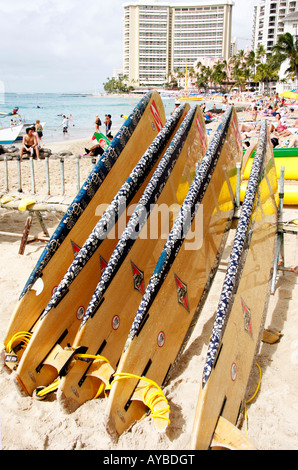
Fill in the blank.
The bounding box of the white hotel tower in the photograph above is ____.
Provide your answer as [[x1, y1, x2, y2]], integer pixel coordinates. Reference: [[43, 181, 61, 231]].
[[123, 1, 234, 87], [253, 0, 298, 53]]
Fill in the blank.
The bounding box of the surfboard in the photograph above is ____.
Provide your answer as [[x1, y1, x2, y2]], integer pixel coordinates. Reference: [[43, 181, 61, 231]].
[[190, 120, 278, 450], [2, 91, 166, 365], [12, 103, 189, 396], [105, 106, 243, 439], [57, 105, 207, 413]]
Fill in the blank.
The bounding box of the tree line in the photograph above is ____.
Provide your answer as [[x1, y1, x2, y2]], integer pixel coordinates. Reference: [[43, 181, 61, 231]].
[[103, 33, 298, 94]]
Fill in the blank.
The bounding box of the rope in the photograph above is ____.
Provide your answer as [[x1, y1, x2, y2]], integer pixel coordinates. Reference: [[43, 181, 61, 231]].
[[111, 372, 171, 425], [6, 331, 32, 354], [244, 363, 262, 436]]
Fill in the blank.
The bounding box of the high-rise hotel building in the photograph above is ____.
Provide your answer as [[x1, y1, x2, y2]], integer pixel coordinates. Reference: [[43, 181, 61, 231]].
[[123, 1, 234, 86], [253, 0, 298, 53]]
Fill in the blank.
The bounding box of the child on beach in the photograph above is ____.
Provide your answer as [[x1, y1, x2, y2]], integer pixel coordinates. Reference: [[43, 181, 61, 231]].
[[61, 115, 69, 137], [35, 120, 44, 146], [20, 127, 40, 161]]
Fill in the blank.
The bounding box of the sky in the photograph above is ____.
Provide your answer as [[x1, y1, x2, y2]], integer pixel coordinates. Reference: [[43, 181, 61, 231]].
[[0, 0, 257, 94]]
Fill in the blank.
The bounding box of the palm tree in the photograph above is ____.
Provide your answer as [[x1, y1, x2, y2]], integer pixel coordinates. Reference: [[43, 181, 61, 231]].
[[272, 32, 298, 85]]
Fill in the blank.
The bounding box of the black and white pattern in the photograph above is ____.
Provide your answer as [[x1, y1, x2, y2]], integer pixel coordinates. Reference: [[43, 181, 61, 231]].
[[20, 92, 154, 299], [202, 121, 269, 388], [123, 106, 234, 352], [40, 103, 187, 321], [80, 106, 198, 327]]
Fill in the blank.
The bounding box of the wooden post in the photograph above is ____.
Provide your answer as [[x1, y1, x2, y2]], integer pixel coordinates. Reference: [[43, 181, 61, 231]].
[[4, 155, 8, 192], [45, 156, 50, 195], [236, 162, 241, 208], [271, 166, 285, 295], [30, 157, 36, 194], [19, 212, 33, 255], [60, 157, 65, 196], [17, 156, 22, 193]]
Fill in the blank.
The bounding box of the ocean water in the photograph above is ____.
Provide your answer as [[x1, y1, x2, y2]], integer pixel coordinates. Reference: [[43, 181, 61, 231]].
[[0, 93, 218, 144]]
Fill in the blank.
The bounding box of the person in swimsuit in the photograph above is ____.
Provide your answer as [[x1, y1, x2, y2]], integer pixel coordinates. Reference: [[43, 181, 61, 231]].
[[35, 120, 44, 146], [20, 127, 40, 161], [95, 115, 102, 132]]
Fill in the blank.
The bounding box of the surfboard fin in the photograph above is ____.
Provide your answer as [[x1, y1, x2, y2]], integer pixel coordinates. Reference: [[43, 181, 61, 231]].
[[262, 328, 283, 345], [210, 417, 256, 450], [110, 373, 170, 433]]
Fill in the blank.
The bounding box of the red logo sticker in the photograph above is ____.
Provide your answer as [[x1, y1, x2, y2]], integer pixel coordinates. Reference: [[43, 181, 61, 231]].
[[241, 297, 253, 339], [196, 115, 207, 152], [71, 240, 81, 258], [100, 255, 108, 274], [174, 274, 190, 312], [150, 100, 163, 132], [131, 261, 145, 295]]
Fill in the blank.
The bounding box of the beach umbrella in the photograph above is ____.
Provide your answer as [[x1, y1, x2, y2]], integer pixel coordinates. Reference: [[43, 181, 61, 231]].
[[280, 90, 298, 99]]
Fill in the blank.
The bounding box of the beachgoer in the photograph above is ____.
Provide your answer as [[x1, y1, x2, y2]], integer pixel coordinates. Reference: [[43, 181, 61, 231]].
[[95, 114, 102, 131], [62, 115, 69, 136], [84, 144, 105, 157], [171, 101, 180, 115], [252, 106, 258, 122], [105, 114, 113, 139], [35, 120, 44, 146], [121, 114, 128, 120], [20, 127, 40, 161]]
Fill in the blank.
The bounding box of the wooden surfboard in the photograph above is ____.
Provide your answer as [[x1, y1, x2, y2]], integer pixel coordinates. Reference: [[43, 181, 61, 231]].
[[57, 105, 208, 413], [105, 106, 243, 439], [190, 120, 278, 450], [13, 103, 189, 396], [3, 91, 166, 358]]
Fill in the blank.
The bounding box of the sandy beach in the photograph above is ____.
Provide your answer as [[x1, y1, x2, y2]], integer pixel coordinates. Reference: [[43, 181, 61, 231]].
[[0, 109, 298, 450]]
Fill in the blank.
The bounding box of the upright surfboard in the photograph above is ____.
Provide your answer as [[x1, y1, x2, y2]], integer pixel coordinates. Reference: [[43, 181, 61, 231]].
[[13, 104, 189, 396], [3, 91, 166, 364], [106, 106, 243, 439], [57, 105, 207, 413], [190, 121, 278, 450]]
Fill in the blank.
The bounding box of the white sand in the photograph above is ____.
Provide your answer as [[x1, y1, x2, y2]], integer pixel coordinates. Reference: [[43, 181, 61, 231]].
[[0, 113, 298, 450]]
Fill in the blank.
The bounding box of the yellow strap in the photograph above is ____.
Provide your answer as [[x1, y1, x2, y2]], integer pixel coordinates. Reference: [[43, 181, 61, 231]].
[[244, 363, 262, 436], [6, 331, 32, 353], [111, 372, 171, 424], [36, 378, 61, 399], [35, 353, 111, 400]]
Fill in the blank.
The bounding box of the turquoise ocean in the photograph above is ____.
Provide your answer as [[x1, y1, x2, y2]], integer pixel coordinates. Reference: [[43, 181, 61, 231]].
[[0, 93, 218, 144]]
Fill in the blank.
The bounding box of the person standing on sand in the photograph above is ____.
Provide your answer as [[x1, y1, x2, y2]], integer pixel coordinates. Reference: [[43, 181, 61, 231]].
[[61, 115, 69, 137], [35, 120, 44, 146], [105, 114, 113, 139], [95, 114, 102, 132], [20, 127, 40, 161]]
